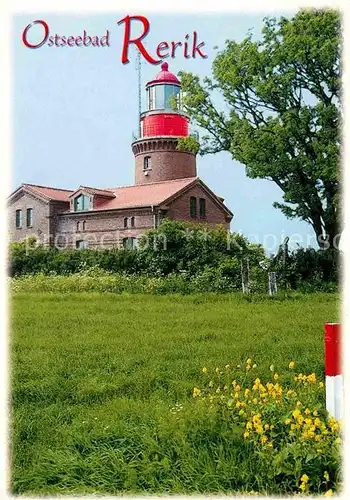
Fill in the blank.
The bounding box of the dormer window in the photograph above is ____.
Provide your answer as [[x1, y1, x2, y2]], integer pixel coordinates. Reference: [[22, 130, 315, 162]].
[[144, 156, 151, 171], [74, 194, 90, 212]]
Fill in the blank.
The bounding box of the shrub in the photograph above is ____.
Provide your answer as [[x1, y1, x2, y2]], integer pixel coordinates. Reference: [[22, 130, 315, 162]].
[[190, 359, 342, 495]]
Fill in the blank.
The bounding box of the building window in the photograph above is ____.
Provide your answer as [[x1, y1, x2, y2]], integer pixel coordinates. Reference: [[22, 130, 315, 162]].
[[143, 156, 151, 170], [190, 197, 197, 218], [123, 237, 137, 250], [83, 220, 86, 231], [124, 217, 128, 228], [76, 221, 80, 231], [131, 216, 135, 228], [199, 198, 206, 219], [26, 208, 33, 227], [76, 240, 88, 249], [15, 209, 22, 229], [74, 194, 90, 212]]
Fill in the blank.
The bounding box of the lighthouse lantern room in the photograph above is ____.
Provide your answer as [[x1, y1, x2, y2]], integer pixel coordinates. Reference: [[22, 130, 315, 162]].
[[141, 62, 190, 138]]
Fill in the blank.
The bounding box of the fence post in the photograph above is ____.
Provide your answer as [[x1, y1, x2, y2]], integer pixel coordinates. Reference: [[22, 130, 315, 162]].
[[324, 322, 343, 420]]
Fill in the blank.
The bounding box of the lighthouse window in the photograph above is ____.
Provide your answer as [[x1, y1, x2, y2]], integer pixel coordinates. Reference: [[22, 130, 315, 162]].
[[155, 85, 164, 109], [148, 87, 155, 110], [190, 197, 197, 218], [144, 156, 151, 170], [165, 85, 180, 109]]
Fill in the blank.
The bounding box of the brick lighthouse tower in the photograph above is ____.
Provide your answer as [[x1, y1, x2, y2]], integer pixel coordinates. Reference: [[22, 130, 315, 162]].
[[132, 62, 197, 185]]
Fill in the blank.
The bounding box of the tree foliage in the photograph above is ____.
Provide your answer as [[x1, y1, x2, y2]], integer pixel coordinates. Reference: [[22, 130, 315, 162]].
[[179, 9, 341, 248]]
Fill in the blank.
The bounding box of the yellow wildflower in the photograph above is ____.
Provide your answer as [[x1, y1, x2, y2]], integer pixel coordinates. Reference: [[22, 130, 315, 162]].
[[269, 365, 274, 372], [308, 373, 316, 383], [324, 490, 333, 497], [289, 361, 295, 369], [246, 422, 253, 430], [225, 364, 230, 369], [292, 409, 301, 419], [209, 380, 213, 387], [273, 373, 279, 380], [315, 435, 321, 441], [235, 384, 241, 392], [264, 424, 269, 430], [305, 408, 311, 415], [252, 364, 257, 369], [285, 419, 291, 425], [202, 367, 208, 373], [243, 431, 250, 438], [319, 382, 324, 388], [324, 471, 330, 482], [193, 387, 201, 397], [313, 410, 319, 416], [260, 435, 268, 444], [296, 401, 302, 407], [246, 358, 252, 365], [267, 442, 273, 448], [246, 364, 251, 371], [300, 474, 309, 483], [215, 367, 220, 374], [335, 437, 341, 444]]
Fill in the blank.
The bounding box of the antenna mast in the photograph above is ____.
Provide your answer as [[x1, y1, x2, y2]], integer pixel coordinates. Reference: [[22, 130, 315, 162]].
[[136, 51, 142, 138]]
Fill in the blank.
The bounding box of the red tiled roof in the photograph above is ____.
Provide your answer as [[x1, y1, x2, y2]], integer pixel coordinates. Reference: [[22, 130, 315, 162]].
[[23, 184, 73, 202], [97, 177, 197, 210], [12, 177, 232, 216]]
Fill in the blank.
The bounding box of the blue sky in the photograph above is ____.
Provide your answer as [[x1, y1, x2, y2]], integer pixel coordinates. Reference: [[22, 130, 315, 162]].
[[12, 11, 317, 253]]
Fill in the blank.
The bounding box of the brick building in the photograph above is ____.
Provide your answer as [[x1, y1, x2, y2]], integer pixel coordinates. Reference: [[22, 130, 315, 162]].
[[8, 63, 233, 249]]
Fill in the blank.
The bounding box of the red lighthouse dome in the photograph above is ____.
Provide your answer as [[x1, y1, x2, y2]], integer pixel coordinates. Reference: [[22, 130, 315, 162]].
[[140, 62, 189, 138], [147, 62, 180, 85]]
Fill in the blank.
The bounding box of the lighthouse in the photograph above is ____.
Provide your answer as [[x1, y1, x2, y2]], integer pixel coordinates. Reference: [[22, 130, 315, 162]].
[[132, 62, 197, 185]]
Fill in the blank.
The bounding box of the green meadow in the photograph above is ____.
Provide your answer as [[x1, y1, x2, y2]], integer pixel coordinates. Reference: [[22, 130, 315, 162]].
[[11, 292, 340, 495]]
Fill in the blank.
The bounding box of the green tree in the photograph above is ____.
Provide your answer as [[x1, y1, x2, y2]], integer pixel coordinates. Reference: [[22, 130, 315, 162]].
[[179, 9, 341, 248]]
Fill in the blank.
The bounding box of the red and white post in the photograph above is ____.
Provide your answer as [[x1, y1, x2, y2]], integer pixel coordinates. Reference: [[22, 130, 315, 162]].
[[324, 323, 343, 420]]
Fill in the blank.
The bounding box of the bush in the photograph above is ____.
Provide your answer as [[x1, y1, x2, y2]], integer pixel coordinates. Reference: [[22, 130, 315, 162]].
[[189, 359, 342, 495]]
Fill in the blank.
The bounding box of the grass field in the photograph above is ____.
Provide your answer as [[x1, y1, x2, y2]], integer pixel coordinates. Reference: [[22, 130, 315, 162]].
[[11, 292, 340, 495]]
